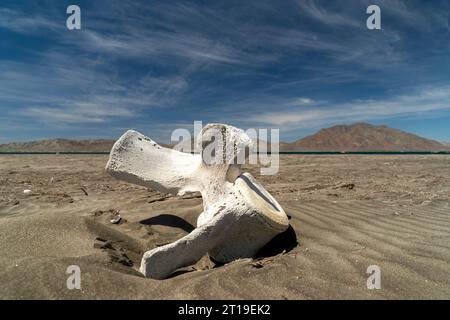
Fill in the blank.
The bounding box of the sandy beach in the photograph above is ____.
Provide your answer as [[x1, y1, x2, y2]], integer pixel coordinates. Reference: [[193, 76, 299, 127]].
[[0, 154, 449, 299]]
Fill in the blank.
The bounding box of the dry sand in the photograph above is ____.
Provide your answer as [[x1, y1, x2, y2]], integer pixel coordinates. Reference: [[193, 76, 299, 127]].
[[0, 154, 449, 299]]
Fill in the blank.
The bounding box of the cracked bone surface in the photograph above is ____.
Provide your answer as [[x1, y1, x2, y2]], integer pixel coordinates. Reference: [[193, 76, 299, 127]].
[[106, 124, 289, 279]]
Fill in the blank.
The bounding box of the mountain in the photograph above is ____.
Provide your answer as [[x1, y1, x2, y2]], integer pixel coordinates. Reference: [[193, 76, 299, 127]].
[[0, 137, 176, 153], [281, 123, 448, 152], [1, 123, 447, 152], [0, 139, 115, 153]]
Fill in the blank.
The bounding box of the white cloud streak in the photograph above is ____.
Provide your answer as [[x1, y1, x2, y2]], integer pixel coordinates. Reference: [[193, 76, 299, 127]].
[[0, 1, 449, 141], [0, 8, 61, 33], [248, 86, 450, 128]]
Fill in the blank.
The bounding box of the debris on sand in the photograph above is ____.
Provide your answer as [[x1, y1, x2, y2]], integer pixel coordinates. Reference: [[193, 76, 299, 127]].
[[80, 187, 88, 196], [110, 209, 122, 224], [339, 183, 355, 190], [23, 189, 32, 195], [91, 208, 126, 224], [251, 261, 264, 269], [93, 241, 114, 250], [92, 238, 133, 267], [110, 216, 122, 224], [110, 252, 133, 267]]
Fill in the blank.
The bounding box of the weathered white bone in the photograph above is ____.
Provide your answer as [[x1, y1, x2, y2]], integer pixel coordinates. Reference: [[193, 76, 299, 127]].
[[106, 124, 289, 279]]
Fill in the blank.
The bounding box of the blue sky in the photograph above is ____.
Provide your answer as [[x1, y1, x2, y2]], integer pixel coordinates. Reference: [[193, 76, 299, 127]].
[[0, 0, 449, 143]]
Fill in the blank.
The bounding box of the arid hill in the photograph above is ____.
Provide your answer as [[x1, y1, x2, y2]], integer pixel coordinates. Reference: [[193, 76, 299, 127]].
[[281, 123, 448, 151], [1, 123, 447, 152], [0, 139, 115, 153]]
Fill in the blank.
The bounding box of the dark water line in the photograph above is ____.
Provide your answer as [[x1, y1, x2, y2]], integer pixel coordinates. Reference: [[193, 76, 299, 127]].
[[0, 151, 449, 155], [277, 151, 450, 155]]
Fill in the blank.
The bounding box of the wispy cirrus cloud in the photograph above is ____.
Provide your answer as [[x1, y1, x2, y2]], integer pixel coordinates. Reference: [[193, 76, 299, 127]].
[[247, 85, 450, 128], [0, 8, 61, 33], [0, 0, 449, 143], [23, 104, 134, 123], [294, 0, 362, 28], [0, 49, 189, 125]]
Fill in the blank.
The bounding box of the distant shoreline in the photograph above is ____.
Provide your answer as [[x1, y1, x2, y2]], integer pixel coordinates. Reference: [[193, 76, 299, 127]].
[[1, 151, 450, 155]]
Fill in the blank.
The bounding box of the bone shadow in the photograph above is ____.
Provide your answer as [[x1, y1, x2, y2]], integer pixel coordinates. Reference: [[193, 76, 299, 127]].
[[140, 214, 195, 233], [255, 224, 298, 258]]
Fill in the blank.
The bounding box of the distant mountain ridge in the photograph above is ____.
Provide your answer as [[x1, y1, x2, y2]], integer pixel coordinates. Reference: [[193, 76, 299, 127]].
[[0, 138, 115, 152], [0, 123, 448, 152], [281, 123, 448, 151]]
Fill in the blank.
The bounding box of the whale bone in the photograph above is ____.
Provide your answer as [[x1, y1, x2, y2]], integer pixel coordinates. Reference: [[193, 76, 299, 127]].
[[106, 124, 289, 279]]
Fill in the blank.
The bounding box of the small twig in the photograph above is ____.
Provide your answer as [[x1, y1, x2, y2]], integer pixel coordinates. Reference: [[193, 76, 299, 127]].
[[80, 187, 88, 196]]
